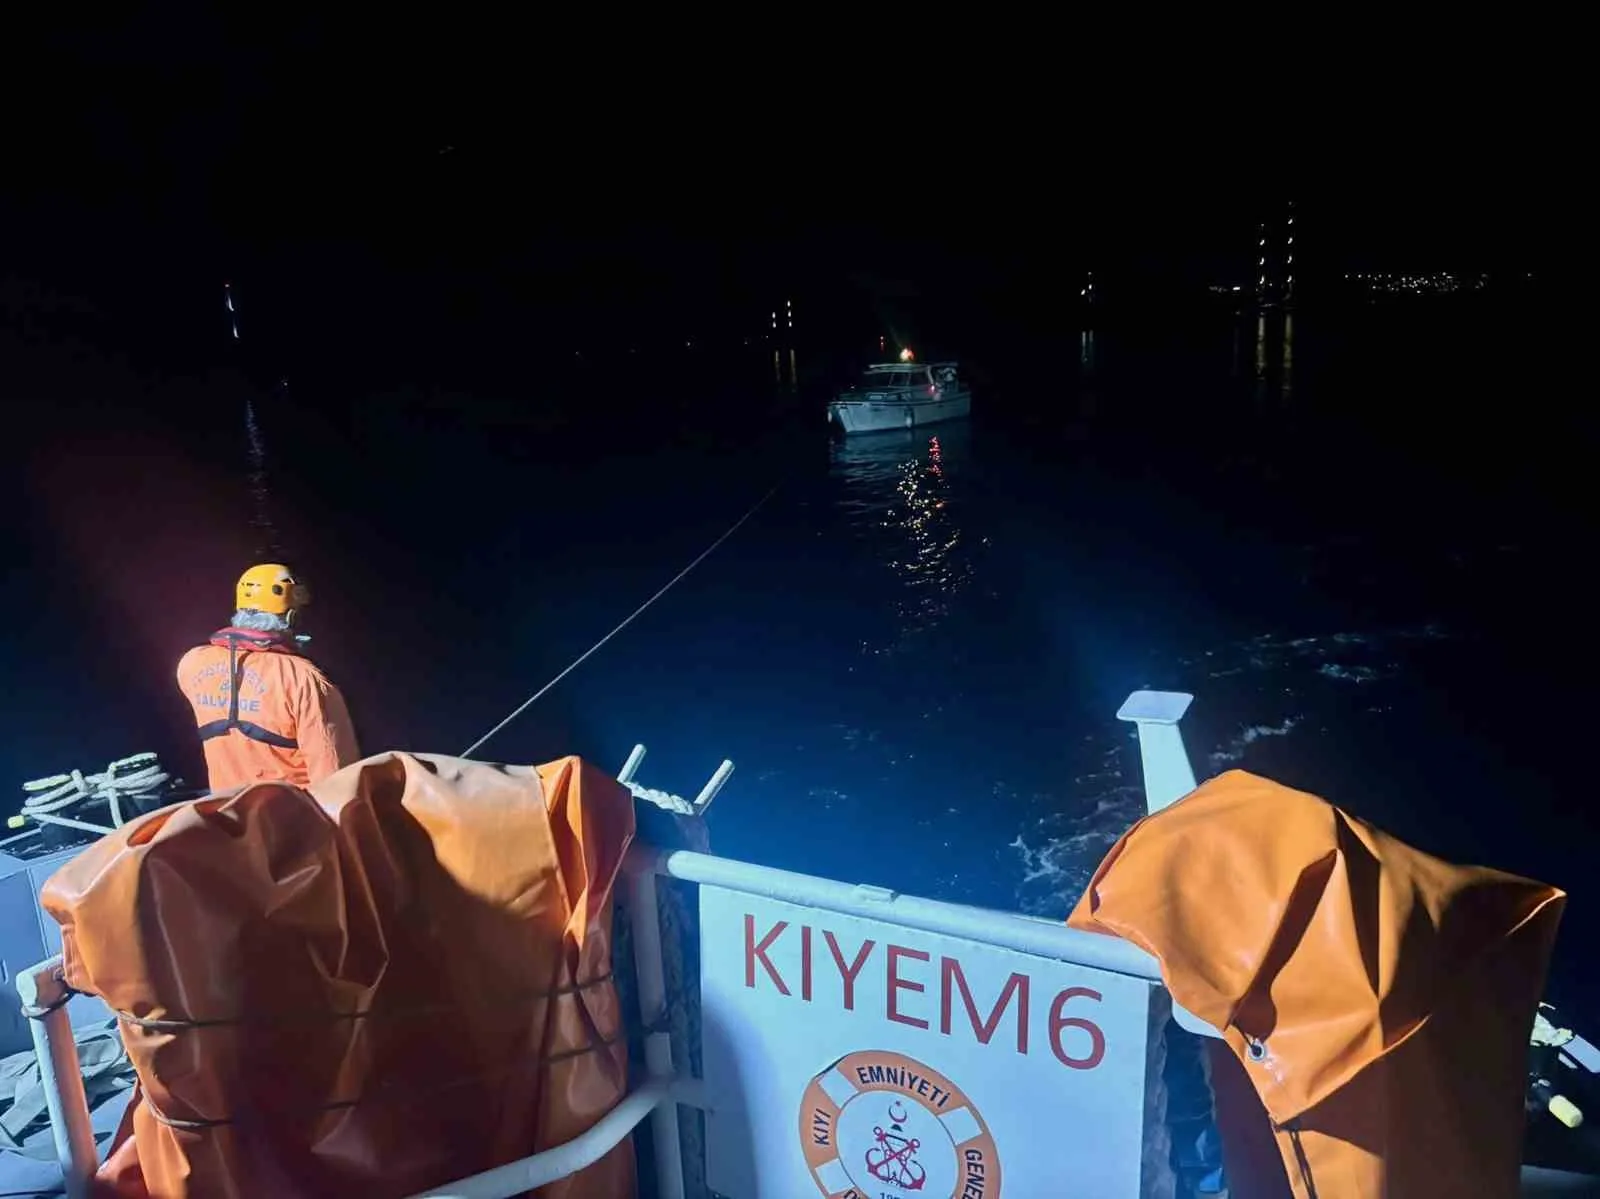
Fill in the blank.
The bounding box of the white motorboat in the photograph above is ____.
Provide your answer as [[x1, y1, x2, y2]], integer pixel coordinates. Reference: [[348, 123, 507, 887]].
[[828, 359, 971, 435]]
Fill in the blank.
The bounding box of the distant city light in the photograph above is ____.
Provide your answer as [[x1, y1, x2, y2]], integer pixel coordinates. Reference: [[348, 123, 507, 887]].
[[899, 347, 915, 362], [1345, 271, 1485, 295]]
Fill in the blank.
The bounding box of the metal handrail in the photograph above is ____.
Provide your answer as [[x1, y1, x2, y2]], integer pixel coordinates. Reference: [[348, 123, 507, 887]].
[[12, 953, 706, 1199], [628, 845, 1164, 983], [14, 956, 96, 1199], [11, 722, 1170, 1199], [405, 1075, 703, 1199], [5, 749, 722, 1199], [10, 861, 1161, 1199]]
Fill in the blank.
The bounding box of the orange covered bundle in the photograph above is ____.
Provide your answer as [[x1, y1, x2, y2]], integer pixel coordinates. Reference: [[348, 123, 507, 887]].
[[40, 753, 637, 1198], [1069, 769, 1566, 1198]]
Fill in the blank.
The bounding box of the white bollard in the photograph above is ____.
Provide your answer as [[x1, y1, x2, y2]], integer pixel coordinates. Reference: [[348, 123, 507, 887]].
[[1116, 691, 1197, 814]]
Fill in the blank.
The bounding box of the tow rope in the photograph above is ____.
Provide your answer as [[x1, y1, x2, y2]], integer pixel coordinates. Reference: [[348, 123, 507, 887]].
[[460, 486, 778, 759]]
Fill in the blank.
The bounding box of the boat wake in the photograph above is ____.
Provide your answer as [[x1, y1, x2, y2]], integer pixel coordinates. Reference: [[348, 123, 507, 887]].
[[1009, 622, 1455, 917], [1210, 717, 1301, 766]]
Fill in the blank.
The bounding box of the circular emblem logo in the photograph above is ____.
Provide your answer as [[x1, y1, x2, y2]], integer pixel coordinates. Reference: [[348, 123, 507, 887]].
[[800, 1049, 1001, 1198]]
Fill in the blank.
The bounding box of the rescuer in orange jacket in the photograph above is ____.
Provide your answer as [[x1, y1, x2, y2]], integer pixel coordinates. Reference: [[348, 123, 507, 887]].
[[177, 564, 360, 792]]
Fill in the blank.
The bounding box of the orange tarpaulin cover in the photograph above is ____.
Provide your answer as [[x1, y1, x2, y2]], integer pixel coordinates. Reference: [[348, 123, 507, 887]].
[[1068, 769, 1566, 1199], [41, 752, 637, 1199]]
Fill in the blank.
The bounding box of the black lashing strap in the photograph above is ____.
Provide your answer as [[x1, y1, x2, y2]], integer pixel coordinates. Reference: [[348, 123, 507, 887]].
[[196, 635, 299, 751]]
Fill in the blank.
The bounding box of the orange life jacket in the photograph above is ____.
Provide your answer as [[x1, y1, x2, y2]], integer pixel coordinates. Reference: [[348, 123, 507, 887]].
[[177, 628, 359, 792], [196, 627, 299, 749]]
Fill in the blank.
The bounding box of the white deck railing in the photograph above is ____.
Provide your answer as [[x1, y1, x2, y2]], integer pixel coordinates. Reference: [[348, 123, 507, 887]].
[[12, 692, 1201, 1199], [15, 956, 98, 1199], [407, 1075, 708, 1199], [15, 851, 1170, 1199], [19, 691, 1598, 1197]]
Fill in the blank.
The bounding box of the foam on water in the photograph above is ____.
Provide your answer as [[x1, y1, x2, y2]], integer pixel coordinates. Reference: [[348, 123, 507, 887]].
[[1210, 717, 1302, 765], [1008, 622, 1457, 917]]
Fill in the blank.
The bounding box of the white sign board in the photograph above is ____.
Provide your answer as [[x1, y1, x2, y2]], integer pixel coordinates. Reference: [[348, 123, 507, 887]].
[[700, 887, 1152, 1199]]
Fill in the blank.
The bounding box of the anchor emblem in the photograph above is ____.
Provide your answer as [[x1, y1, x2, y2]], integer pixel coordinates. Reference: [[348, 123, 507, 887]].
[[864, 1098, 926, 1189], [800, 1050, 1002, 1198]]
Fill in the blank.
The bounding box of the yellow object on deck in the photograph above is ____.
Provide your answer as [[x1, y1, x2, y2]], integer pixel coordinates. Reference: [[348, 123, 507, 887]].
[[1549, 1093, 1584, 1129]]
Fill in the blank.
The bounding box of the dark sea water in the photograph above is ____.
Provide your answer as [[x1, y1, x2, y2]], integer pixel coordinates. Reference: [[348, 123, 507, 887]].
[[7, 298, 1596, 1011]]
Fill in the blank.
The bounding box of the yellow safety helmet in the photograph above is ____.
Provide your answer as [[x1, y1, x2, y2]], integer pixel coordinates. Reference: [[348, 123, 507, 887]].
[[236, 564, 310, 617]]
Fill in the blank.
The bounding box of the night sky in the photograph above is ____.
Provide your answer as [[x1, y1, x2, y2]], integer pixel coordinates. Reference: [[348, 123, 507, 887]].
[[7, 15, 1573, 387], [3, 21, 1587, 809]]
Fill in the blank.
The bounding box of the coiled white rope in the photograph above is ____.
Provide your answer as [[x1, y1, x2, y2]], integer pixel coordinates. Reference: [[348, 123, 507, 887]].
[[19, 753, 170, 830]]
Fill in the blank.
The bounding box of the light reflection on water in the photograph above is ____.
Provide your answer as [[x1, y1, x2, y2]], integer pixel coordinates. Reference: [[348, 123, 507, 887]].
[[1243, 308, 1294, 402], [810, 384, 1477, 924], [827, 425, 979, 654], [692, 313, 1595, 1013]]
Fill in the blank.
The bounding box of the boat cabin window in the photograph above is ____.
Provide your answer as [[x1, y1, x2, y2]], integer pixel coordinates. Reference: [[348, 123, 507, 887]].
[[860, 368, 911, 389], [854, 364, 959, 392]]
